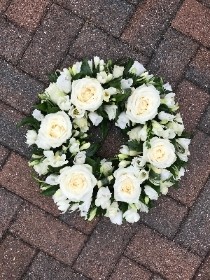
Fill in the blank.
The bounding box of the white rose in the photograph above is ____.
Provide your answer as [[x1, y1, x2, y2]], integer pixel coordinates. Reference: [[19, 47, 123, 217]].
[[45, 174, 59, 185], [121, 78, 133, 89], [115, 112, 130, 129], [68, 105, 85, 119], [129, 61, 145, 76], [73, 151, 86, 165], [100, 159, 113, 176], [26, 130, 37, 146], [53, 189, 70, 213], [126, 84, 160, 124], [123, 208, 140, 223], [45, 83, 71, 110], [36, 111, 72, 149], [113, 166, 141, 204], [56, 68, 71, 93], [105, 202, 123, 225], [104, 105, 117, 120], [113, 65, 124, 78], [95, 187, 111, 209], [176, 138, 191, 162], [88, 112, 103, 126], [144, 137, 176, 168], [144, 185, 158, 200], [32, 109, 44, 121], [72, 61, 82, 75], [158, 111, 175, 122], [97, 71, 112, 84], [69, 137, 80, 154], [43, 150, 68, 167], [71, 77, 104, 111], [59, 164, 97, 201]]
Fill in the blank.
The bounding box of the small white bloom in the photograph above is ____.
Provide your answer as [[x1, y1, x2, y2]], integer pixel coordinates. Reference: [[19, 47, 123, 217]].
[[88, 207, 97, 221], [163, 82, 172, 91], [97, 71, 112, 84], [121, 78, 133, 89], [72, 61, 82, 75], [56, 68, 71, 93], [45, 174, 59, 185], [115, 112, 130, 129], [33, 159, 49, 176], [113, 65, 124, 78], [176, 138, 191, 162], [79, 196, 92, 217], [158, 111, 175, 122], [123, 208, 140, 223], [135, 201, 149, 213], [100, 159, 113, 176], [160, 180, 173, 195], [88, 112, 103, 126], [161, 128, 176, 139], [32, 109, 44, 121], [26, 130, 37, 146], [73, 117, 89, 132], [80, 142, 90, 150], [104, 105, 117, 120], [139, 169, 149, 183], [68, 105, 85, 119], [177, 167, 185, 179], [119, 145, 130, 155], [163, 92, 176, 108], [128, 124, 147, 141], [44, 150, 68, 167], [161, 169, 171, 181], [144, 185, 158, 200], [167, 121, 184, 136], [119, 160, 131, 168], [129, 61, 146, 76], [53, 189, 70, 213], [131, 156, 146, 169], [73, 151, 86, 165], [69, 137, 80, 154], [88, 59, 93, 71], [93, 56, 100, 67], [105, 202, 123, 225], [95, 187, 111, 209]]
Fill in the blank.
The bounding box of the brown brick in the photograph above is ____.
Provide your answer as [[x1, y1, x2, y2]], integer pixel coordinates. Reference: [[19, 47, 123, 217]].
[[20, 4, 84, 81], [0, 188, 22, 237], [0, 0, 10, 13], [23, 251, 88, 280], [175, 179, 210, 257], [175, 80, 210, 133], [0, 59, 44, 114], [69, 24, 148, 65], [186, 48, 210, 91], [121, 0, 182, 56], [0, 153, 59, 216], [169, 131, 210, 206], [199, 105, 210, 134], [0, 146, 9, 168], [141, 196, 188, 238], [125, 225, 201, 280], [172, 0, 210, 47], [148, 28, 198, 87], [6, 0, 50, 31], [109, 256, 152, 280], [0, 235, 35, 280], [195, 254, 210, 280], [0, 18, 31, 64], [74, 218, 137, 279], [10, 203, 87, 265]]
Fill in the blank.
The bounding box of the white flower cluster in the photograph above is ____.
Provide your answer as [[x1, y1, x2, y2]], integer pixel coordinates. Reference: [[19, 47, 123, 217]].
[[24, 57, 190, 225]]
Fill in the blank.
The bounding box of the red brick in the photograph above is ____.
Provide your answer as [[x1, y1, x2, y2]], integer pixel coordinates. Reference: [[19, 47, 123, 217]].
[[0, 146, 9, 168], [175, 80, 210, 133], [0, 153, 59, 216], [0, 235, 35, 280], [172, 0, 210, 47], [148, 28, 198, 87], [20, 4, 84, 81], [169, 131, 210, 206], [0, 188, 22, 237], [121, 0, 182, 56], [125, 226, 201, 280], [10, 203, 87, 265], [6, 0, 50, 31], [109, 256, 152, 280], [195, 254, 210, 280], [141, 196, 188, 238], [0, 18, 31, 64], [186, 48, 210, 91], [74, 218, 137, 279]]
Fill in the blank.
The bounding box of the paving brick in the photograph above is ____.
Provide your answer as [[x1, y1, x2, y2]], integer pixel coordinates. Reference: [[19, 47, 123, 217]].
[[0, 103, 30, 157], [0, 146, 9, 168], [175, 179, 210, 257], [0, 235, 35, 280], [148, 28, 198, 87], [121, 0, 182, 56], [175, 80, 210, 133], [151, 276, 165, 280], [69, 24, 148, 65], [199, 105, 210, 134], [23, 251, 88, 280], [6, 0, 50, 31], [20, 4, 84, 81], [74, 218, 137, 279], [172, 0, 210, 47], [0, 0, 10, 13], [169, 131, 210, 206], [0, 18, 31, 64], [0, 153, 59, 216], [125, 225, 201, 280], [109, 256, 152, 280], [186, 48, 210, 91], [195, 254, 210, 280], [10, 203, 87, 265], [198, 0, 210, 8], [0, 187, 22, 237], [141, 196, 188, 238], [0, 59, 44, 114], [60, 54, 77, 69]]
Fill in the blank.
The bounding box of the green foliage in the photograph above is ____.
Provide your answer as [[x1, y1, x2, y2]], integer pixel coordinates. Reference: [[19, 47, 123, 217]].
[[41, 185, 59, 196], [127, 140, 143, 152], [86, 143, 101, 157], [35, 102, 60, 114], [81, 59, 92, 76], [18, 116, 40, 130], [123, 59, 134, 76], [48, 72, 59, 83]]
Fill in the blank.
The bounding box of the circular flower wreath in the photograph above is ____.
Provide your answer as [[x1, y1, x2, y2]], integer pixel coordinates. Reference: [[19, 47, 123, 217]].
[[22, 57, 190, 225]]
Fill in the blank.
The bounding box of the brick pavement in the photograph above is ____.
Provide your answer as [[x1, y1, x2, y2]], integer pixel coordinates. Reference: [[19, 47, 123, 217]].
[[0, 0, 210, 279]]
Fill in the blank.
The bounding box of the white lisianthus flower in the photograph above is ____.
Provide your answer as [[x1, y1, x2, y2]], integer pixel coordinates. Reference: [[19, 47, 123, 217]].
[[97, 71, 112, 84], [119, 160, 131, 168], [36, 111, 72, 150], [103, 87, 117, 102], [163, 82, 172, 91], [73, 117, 89, 132], [162, 92, 176, 108], [167, 121, 184, 136], [126, 84, 160, 124], [79, 196, 92, 217], [88, 59, 93, 71], [152, 120, 164, 137], [45, 174, 59, 185], [140, 71, 153, 81], [72, 61, 82, 75], [135, 201, 149, 213], [95, 187, 111, 209], [71, 77, 104, 111], [26, 130, 37, 146], [119, 145, 139, 157], [127, 125, 147, 141], [131, 156, 146, 169], [105, 202, 123, 225], [115, 112, 130, 129], [56, 68, 71, 93], [176, 138, 191, 162], [53, 189, 70, 213], [43, 150, 68, 167], [88, 112, 103, 126], [113, 65, 124, 78], [33, 159, 49, 176], [143, 137, 176, 168], [73, 151, 86, 165], [158, 111, 175, 122], [69, 137, 80, 154], [32, 109, 44, 121], [123, 208, 140, 223], [68, 105, 85, 119], [113, 166, 141, 204], [161, 128, 176, 139], [100, 159, 113, 176], [139, 169, 149, 183], [129, 61, 145, 76], [160, 181, 173, 195], [121, 78, 133, 89], [104, 105, 117, 120], [93, 57, 104, 70], [177, 167, 185, 179], [161, 169, 172, 181], [59, 164, 97, 201], [144, 185, 158, 200], [80, 142, 90, 150]]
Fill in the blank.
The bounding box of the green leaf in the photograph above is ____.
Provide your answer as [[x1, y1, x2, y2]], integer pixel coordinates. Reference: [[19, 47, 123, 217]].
[[174, 141, 185, 154], [104, 78, 121, 89], [119, 202, 128, 212], [80, 59, 92, 76], [100, 120, 109, 139], [115, 90, 131, 103], [35, 102, 60, 113], [123, 59, 134, 76], [127, 140, 143, 152], [86, 143, 100, 157], [41, 185, 59, 196], [17, 116, 40, 130], [48, 72, 59, 83], [149, 168, 161, 186], [158, 104, 173, 114]]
